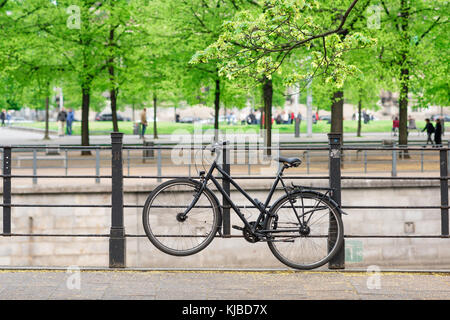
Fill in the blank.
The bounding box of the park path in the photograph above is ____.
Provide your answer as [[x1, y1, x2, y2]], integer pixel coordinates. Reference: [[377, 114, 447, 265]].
[[0, 126, 433, 146], [0, 269, 449, 300]]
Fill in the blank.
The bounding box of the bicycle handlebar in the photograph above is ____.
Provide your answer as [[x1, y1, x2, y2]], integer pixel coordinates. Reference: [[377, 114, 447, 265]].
[[206, 141, 227, 155]]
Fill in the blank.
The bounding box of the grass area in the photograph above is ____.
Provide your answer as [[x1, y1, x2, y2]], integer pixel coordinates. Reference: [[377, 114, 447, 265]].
[[18, 120, 427, 135]]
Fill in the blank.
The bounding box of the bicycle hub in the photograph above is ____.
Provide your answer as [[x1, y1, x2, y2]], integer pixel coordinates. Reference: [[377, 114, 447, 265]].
[[176, 213, 187, 222]]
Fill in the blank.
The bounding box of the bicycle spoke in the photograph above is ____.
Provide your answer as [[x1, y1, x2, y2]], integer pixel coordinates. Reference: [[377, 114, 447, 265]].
[[267, 192, 343, 270], [143, 180, 218, 256]]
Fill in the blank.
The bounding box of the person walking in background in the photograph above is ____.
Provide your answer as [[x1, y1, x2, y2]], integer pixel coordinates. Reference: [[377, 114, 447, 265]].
[[363, 111, 370, 124], [140, 108, 148, 139], [0, 109, 5, 127], [363, 110, 369, 124], [392, 117, 399, 136], [290, 111, 295, 124], [422, 118, 435, 145], [247, 111, 256, 125], [57, 108, 67, 137], [440, 116, 445, 136], [275, 113, 281, 124], [434, 118, 442, 147], [66, 108, 74, 136], [281, 111, 289, 124], [240, 112, 246, 125]]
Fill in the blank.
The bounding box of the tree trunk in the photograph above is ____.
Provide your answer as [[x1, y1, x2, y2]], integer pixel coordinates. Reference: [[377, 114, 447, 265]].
[[331, 90, 344, 167], [109, 65, 119, 132], [357, 95, 362, 137], [43, 95, 50, 140], [331, 90, 344, 137], [153, 93, 158, 139], [398, 0, 410, 150], [108, 28, 119, 133], [260, 107, 264, 129], [81, 84, 91, 156], [214, 78, 220, 141], [263, 77, 273, 156], [399, 66, 409, 147]]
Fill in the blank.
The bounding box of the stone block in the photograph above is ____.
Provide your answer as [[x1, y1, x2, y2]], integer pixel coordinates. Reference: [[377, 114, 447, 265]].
[[0, 256, 11, 265], [30, 242, 54, 256], [382, 246, 410, 261]]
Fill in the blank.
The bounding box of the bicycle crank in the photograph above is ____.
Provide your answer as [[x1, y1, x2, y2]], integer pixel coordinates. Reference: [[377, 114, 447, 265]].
[[244, 221, 263, 243]]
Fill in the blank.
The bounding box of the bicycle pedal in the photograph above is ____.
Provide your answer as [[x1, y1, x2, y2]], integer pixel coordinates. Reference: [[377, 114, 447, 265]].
[[232, 225, 244, 231]]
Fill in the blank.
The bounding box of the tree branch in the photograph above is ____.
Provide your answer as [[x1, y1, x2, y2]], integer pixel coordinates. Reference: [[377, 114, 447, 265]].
[[416, 16, 441, 46]]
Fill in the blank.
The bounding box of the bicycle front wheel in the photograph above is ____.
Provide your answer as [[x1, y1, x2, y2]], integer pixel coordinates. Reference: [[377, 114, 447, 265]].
[[266, 191, 344, 270], [142, 178, 220, 256]]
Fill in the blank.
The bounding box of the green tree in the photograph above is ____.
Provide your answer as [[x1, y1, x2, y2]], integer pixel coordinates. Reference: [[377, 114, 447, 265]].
[[192, 0, 372, 149], [377, 0, 449, 146], [0, 0, 68, 139], [165, 0, 257, 140]]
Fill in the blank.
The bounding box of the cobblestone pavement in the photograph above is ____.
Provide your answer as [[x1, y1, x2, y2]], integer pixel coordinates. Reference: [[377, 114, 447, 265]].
[[0, 269, 449, 300]]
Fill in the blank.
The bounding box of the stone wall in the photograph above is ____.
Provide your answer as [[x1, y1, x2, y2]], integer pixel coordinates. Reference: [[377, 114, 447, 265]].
[[0, 179, 449, 269]]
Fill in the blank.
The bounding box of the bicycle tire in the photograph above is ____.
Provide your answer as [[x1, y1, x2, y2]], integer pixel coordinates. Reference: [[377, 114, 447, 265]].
[[266, 191, 344, 270], [142, 178, 221, 256]]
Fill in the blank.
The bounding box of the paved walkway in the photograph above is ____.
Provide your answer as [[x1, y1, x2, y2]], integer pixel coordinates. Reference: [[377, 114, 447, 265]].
[[0, 269, 449, 300], [0, 127, 440, 146]]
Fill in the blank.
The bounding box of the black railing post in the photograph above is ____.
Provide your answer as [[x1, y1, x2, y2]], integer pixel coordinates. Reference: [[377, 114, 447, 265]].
[[110, 133, 126, 268], [328, 133, 345, 269], [440, 148, 449, 236], [2, 147, 11, 236], [222, 141, 231, 237]]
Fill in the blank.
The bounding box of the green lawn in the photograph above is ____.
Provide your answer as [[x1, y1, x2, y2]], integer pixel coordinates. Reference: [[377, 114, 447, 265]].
[[18, 120, 426, 135]]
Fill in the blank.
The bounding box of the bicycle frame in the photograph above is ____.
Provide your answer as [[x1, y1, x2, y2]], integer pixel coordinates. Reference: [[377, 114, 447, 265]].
[[181, 157, 301, 236]]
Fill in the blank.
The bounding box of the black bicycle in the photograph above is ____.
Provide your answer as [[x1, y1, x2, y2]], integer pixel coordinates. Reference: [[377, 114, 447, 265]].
[[143, 142, 344, 270]]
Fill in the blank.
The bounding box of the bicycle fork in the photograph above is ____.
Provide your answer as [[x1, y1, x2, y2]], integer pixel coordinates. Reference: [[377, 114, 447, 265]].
[[178, 180, 208, 221]]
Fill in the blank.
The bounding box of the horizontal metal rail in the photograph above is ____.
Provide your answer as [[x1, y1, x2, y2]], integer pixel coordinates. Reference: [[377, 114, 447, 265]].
[[1, 203, 449, 210], [0, 233, 448, 239], [5, 144, 441, 151], [0, 174, 448, 180]]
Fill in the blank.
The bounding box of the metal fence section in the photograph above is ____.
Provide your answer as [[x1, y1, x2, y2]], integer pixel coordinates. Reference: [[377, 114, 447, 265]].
[[0, 133, 449, 269], [1, 139, 449, 185]]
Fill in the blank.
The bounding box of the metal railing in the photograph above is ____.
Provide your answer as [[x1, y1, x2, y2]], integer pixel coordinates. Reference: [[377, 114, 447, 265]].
[[1, 139, 448, 185], [0, 132, 449, 269]]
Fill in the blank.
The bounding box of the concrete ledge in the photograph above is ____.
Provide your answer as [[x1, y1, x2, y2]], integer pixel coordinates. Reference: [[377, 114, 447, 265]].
[[0, 266, 449, 274], [7, 125, 58, 135]]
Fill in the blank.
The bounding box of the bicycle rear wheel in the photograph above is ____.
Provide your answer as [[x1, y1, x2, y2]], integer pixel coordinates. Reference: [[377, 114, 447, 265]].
[[266, 191, 344, 270], [142, 178, 220, 256]]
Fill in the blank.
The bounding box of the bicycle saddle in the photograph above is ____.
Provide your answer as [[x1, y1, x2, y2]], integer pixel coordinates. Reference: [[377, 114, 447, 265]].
[[275, 156, 302, 167]]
